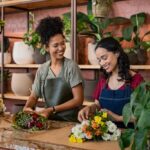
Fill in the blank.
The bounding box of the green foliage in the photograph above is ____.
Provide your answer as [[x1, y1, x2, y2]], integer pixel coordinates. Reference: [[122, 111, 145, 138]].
[[119, 81, 150, 150], [23, 12, 46, 55], [122, 12, 150, 52]]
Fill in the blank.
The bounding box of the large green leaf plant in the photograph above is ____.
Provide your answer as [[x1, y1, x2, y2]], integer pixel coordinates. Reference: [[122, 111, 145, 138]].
[[122, 12, 150, 53], [119, 81, 150, 150]]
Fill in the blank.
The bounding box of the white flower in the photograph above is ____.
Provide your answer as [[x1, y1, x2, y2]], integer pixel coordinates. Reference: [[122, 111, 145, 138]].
[[110, 134, 118, 141], [107, 121, 117, 133], [113, 129, 121, 137], [102, 133, 111, 141]]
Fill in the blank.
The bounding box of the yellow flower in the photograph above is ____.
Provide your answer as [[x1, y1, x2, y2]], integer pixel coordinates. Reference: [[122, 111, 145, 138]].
[[100, 121, 105, 126], [69, 135, 77, 143], [102, 112, 107, 118], [94, 116, 102, 124], [77, 138, 83, 143]]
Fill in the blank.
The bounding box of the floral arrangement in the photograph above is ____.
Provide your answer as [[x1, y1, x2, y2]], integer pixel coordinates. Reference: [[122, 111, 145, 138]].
[[12, 111, 49, 131], [69, 111, 121, 143]]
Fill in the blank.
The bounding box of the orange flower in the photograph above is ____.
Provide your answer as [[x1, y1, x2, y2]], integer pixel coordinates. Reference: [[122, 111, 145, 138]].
[[82, 124, 88, 132], [91, 120, 99, 129], [85, 131, 92, 139], [95, 129, 102, 136]]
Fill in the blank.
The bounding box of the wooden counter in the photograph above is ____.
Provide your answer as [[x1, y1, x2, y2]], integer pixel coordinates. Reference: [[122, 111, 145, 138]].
[[0, 115, 122, 150]]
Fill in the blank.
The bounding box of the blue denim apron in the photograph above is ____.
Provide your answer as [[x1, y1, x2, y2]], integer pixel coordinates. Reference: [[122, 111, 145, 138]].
[[99, 81, 133, 128]]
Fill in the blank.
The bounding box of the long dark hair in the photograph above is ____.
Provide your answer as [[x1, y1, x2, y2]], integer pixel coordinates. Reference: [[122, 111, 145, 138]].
[[95, 37, 132, 82]]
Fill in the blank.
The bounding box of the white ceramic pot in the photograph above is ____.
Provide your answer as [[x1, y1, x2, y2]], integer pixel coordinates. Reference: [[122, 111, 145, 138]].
[[13, 41, 34, 64], [0, 52, 11, 64], [11, 73, 34, 96], [64, 42, 72, 59], [88, 43, 99, 65]]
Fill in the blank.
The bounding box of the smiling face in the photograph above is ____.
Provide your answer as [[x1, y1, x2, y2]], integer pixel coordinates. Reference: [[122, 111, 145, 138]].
[[95, 47, 119, 73], [47, 34, 66, 60]]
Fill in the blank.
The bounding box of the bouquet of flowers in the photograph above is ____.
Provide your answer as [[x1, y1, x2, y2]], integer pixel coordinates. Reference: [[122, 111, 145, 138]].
[[12, 111, 49, 131], [69, 110, 121, 143]]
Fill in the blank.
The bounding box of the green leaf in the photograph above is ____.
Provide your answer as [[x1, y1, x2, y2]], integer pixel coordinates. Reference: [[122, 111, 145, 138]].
[[137, 109, 150, 129], [130, 12, 146, 27], [119, 129, 134, 150], [134, 129, 147, 150], [122, 26, 133, 41], [122, 103, 132, 126]]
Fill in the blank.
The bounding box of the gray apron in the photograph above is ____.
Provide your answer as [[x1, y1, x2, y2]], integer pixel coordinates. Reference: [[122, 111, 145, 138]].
[[41, 61, 79, 122]]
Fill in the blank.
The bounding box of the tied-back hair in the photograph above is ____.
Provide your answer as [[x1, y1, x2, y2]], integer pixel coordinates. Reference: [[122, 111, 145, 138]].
[[35, 16, 64, 47], [95, 37, 132, 83]]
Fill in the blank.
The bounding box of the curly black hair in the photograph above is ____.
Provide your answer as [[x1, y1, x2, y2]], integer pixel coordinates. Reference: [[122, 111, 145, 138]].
[[95, 37, 132, 82], [35, 16, 64, 46]]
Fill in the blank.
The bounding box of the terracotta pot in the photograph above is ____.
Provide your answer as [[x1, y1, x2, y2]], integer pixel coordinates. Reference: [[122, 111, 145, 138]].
[[0, 52, 11, 64], [13, 41, 34, 64], [11, 73, 34, 96]]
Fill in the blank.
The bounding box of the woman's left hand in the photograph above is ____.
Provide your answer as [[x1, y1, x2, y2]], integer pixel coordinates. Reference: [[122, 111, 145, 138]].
[[106, 109, 122, 122]]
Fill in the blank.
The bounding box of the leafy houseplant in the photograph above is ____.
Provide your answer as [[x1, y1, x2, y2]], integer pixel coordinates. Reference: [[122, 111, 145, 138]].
[[122, 12, 150, 64], [119, 81, 150, 150]]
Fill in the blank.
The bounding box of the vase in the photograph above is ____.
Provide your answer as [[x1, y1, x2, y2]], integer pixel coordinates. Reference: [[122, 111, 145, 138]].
[[32, 48, 46, 64], [88, 43, 99, 65], [11, 73, 34, 96], [64, 42, 72, 59], [0, 52, 11, 64], [13, 41, 34, 64]]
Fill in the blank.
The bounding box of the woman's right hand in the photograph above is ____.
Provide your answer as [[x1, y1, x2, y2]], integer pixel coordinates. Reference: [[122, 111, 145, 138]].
[[78, 106, 91, 122]]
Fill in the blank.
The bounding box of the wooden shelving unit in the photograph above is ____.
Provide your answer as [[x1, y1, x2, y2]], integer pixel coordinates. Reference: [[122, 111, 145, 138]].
[[0, 0, 149, 104], [1, 64, 150, 70]]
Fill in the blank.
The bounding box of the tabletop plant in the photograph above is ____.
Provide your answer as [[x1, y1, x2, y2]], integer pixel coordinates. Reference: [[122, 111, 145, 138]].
[[122, 12, 150, 64], [119, 81, 150, 150]]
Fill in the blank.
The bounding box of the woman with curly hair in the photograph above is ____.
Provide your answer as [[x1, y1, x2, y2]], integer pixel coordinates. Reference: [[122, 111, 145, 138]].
[[23, 16, 84, 121], [78, 37, 143, 127]]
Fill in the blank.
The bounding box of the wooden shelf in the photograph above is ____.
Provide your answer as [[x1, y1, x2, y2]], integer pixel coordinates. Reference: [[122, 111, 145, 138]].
[[0, 0, 87, 12], [2, 64, 150, 70], [3, 92, 93, 106]]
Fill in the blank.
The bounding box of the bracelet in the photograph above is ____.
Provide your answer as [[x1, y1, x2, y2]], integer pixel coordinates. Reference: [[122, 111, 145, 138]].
[[52, 106, 56, 114]]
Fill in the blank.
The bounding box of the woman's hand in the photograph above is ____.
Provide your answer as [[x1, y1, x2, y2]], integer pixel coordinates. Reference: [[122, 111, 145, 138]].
[[106, 109, 122, 122], [78, 106, 91, 122], [36, 108, 53, 118]]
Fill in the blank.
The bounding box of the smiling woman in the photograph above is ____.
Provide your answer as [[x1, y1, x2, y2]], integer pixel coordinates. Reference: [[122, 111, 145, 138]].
[[78, 37, 144, 128], [23, 16, 84, 122]]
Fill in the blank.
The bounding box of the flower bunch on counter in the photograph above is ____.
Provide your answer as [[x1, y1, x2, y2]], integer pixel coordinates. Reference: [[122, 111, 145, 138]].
[[12, 111, 49, 131], [69, 110, 121, 143]]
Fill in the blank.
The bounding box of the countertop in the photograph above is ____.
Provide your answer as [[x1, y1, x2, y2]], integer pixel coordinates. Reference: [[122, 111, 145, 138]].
[[0, 114, 122, 150]]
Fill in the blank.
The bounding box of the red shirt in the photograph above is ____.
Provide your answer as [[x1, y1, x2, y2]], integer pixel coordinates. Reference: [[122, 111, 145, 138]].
[[93, 73, 144, 100]]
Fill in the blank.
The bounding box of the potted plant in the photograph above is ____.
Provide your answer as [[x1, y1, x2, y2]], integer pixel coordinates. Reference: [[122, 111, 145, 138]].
[[122, 12, 150, 65], [119, 81, 150, 150], [91, 0, 113, 18], [0, 69, 11, 93], [23, 12, 47, 64], [0, 36, 11, 64]]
